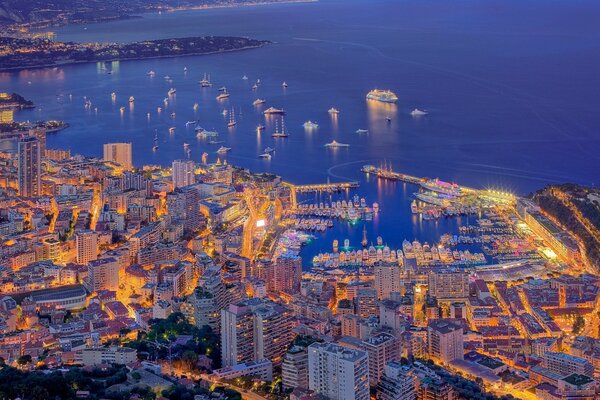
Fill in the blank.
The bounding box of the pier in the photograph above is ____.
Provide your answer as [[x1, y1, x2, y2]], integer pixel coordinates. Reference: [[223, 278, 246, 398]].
[[283, 181, 360, 208]]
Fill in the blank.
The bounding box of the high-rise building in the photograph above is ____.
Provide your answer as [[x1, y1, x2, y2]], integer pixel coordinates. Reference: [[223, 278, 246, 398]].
[[86, 257, 120, 292], [427, 319, 464, 364], [307, 342, 370, 400], [103, 142, 133, 169], [167, 186, 202, 234], [282, 345, 309, 390], [375, 263, 402, 300], [189, 266, 230, 333], [428, 271, 469, 301], [271, 252, 302, 293], [76, 230, 98, 265], [221, 299, 293, 368], [28, 128, 46, 157], [357, 288, 378, 318], [376, 362, 417, 400], [172, 159, 195, 188], [18, 136, 42, 197], [361, 333, 401, 385]]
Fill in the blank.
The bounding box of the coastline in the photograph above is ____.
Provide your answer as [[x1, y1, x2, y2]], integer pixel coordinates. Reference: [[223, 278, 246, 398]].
[[26, 0, 318, 31], [0, 43, 269, 73]]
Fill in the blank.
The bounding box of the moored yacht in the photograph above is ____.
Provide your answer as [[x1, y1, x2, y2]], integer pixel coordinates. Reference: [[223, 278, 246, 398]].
[[324, 140, 350, 148], [217, 146, 231, 154], [303, 121, 319, 129], [410, 108, 428, 116]]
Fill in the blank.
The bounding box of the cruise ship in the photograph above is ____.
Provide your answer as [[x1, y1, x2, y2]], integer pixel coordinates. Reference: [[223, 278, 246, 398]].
[[303, 121, 319, 129], [421, 178, 463, 197], [272, 118, 289, 138], [263, 107, 286, 115], [324, 140, 350, 148], [253, 99, 266, 106], [366, 89, 398, 103]]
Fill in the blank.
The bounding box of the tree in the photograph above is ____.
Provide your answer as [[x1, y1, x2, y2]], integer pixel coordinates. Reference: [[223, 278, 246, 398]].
[[17, 354, 32, 365], [573, 315, 585, 335]]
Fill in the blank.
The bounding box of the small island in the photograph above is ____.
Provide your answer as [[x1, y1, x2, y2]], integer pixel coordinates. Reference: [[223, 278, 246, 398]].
[[0, 92, 35, 110], [0, 36, 270, 71]]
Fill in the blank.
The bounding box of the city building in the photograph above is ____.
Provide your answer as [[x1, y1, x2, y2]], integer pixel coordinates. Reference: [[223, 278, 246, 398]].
[[282, 345, 309, 390], [172, 159, 195, 188], [103, 142, 133, 170], [376, 362, 416, 400], [18, 136, 42, 197], [307, 342, 369, 400], [375, 263, 402, 300], [428, 271, 469, 301], [427, 319, 464, 364], [76, 230, 98, 265], [79, 346, 137, 366]]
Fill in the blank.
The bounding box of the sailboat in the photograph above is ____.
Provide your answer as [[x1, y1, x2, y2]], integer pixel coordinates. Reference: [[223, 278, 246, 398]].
[[227, 108, 237, 127], [272, 117, 289, 138], [199, 73, 212, 87]]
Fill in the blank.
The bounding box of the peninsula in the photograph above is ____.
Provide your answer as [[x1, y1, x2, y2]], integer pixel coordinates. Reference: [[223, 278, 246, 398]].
[[0, 36, 269, 71]]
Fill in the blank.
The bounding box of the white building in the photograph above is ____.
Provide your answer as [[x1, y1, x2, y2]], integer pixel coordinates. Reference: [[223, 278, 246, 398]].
[[307, 342, 369, 400], [172, 159, 195, 188]]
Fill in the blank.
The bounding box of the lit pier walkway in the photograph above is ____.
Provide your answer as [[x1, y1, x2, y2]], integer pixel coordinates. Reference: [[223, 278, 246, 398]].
[[283, 181, 360, 208]]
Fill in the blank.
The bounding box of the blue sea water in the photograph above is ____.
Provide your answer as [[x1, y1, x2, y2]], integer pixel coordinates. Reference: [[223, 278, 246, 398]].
[[2, 0, 599, 265]]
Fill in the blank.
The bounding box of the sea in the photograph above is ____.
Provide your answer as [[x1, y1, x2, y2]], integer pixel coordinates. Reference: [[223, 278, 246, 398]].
[[2, 0, 599, 266]]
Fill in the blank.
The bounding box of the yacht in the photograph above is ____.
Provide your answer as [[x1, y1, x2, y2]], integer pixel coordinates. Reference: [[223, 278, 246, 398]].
[[252, 84, 258, 90], [366, 89, 398, 103], [264, 146, 275, 153], [385, 116, 392, 122], [410, 108, 428, 116], [111, 92, 116, 101], [263, 107, 286, 115], [183, 143, 190, 151], [253, 99, 266, 106], [186, 120, 197, 126], [169, 127, 176, 134], [164, 75, 170, 80], [119, 106, 125, 113], [256, 124, 266, 131], [152, 132, 159, 151], [146, 70, 156, 77], [129, 96, 135, 103], [193, 103, 199, 111], [217, 146, 231, 154], [303, 121, 319, 129], [170, 112, 176, 118], [157, 106, 162, 113], [282, 81, 288, 88], [218, 86, 227, 92], [199, 73, 212, 87], [216, 91, 230, 101], [196, 128, 219, 139], [259, 153, 272, 159], [328, 107, 340, 115], [324, 140, 350, 148], [355, 129, 369, 134], [167, 88, 176, 96], [242, 75, 249, 80]]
